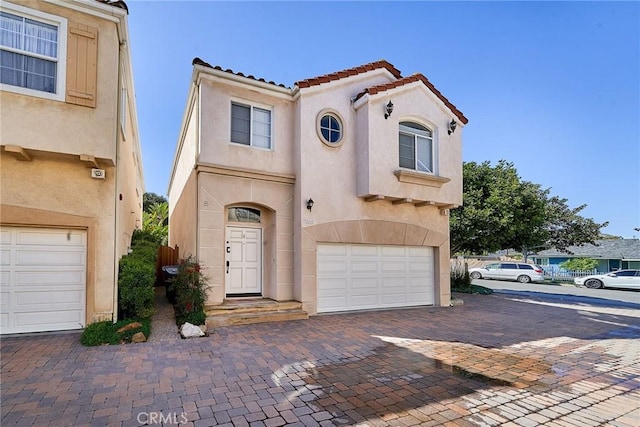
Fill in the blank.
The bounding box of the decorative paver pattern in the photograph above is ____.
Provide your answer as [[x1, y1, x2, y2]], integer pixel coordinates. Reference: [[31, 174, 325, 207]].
[[1, 292, 639, 426]]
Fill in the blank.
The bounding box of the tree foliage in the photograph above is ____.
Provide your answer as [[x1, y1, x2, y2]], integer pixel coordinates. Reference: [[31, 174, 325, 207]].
[[450, 160, 608, 259], [560, 258, 598, 271], [142, 193, 168, 245], [143, 192, 167, 213]]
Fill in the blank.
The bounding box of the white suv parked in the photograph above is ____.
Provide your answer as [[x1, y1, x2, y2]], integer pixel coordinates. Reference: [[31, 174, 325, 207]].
[[468, 262, 545, 283]]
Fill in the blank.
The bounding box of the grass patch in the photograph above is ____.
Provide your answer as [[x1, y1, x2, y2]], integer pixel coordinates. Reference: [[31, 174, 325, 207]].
[[80, 318, 151, 346]]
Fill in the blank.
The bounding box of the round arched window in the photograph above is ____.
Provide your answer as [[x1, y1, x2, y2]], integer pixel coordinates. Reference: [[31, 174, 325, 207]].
[[317, 111, 344, 147]]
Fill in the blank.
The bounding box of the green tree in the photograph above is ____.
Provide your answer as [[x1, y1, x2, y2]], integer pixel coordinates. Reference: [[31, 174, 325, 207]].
[[450, 160, 608, 259], [143, 201, 168, 245], [143, 192, 167, 213]]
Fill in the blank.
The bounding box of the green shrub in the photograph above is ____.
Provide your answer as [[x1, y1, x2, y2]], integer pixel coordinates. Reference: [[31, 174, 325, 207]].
[[560, 258, 598, 271], [172, 256, 209, 326], [80, 320, 120, 346], [118, 255, 155, 320], [451, 267, 472, 291], [80, 318, 151, 346]]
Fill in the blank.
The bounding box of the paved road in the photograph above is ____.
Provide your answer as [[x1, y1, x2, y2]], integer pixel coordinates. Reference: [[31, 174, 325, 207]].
[[473, 278, 640, 306]]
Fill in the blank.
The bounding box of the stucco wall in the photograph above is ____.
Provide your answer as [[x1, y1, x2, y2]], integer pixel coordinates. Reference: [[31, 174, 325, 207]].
[[0, 1, 120, 162], [169, 170, 198, 258], [169, 98, 198, 217], [0, 153, 117, 323], [197, 79, 295, 176], [196, 172, 294, 305]]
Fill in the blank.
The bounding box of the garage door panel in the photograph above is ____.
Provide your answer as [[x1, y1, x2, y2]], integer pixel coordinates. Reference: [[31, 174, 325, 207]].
[[16, 289, 84, 306], [15, 309, 83, 330], [317, 243, 434, 313], [351, 294, 379, 308], [350, 245, 378, 256], [317, 245, 348, 256], [16, 250, 85, 267], [1, 249, 10, 266], [15, 270, 85, 286], [380, 246, 405, 257], [16, 230, 85, 246], [381, 261, 406, 272], [0, 227, 86, 334], [318, 260, 348, 274], [0, 230, 11, 244]]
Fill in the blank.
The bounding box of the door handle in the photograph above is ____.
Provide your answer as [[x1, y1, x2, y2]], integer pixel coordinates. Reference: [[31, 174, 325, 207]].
[[226, 260, 229, 274]]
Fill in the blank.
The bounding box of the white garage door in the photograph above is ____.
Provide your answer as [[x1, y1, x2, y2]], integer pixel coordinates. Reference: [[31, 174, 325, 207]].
[[317, 244, 434, 313], [0, 227, 86, 334]]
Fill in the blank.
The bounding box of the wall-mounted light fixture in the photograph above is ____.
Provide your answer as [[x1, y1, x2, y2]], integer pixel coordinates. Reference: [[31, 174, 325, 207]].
[[448, 119, 458, 135], [384, 101, 394, 119], [306, 198, 314, 212]]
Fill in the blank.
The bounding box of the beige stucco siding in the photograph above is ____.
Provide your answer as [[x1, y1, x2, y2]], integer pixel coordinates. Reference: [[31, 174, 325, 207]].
[[169, 170, 198, 257], [196, 172, 294, 305], [0, 1, 120, 162], [169, 98, 199, 217], [359, 87, 463, 204], [197, 79, 295, 176], [0, 153, 117, 323]]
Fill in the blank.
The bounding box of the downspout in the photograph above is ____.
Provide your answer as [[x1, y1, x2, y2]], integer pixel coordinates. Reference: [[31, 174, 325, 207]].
[[112, 26, 125, 324]]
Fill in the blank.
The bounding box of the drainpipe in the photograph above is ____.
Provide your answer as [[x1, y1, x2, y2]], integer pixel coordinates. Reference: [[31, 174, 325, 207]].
[[112, 27, 125, 324]]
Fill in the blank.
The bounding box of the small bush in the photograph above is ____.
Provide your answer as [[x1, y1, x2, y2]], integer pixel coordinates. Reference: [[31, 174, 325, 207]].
[[172, 256, 209, 326], [560, 258, 598, 271], [451, 267, 472, 291], [81, 318, 151, 346], [118, 255, 155, 320], [80, 320, 120, 346]]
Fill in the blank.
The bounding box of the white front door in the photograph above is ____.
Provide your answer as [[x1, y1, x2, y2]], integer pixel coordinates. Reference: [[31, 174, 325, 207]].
[[225, 227, 262, 296]]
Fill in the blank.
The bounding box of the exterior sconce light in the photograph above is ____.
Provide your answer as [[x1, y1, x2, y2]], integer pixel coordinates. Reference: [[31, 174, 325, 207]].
[[384, 101, 394, 119], [306, 198, 314, 212], [448, 119, 458, 135]]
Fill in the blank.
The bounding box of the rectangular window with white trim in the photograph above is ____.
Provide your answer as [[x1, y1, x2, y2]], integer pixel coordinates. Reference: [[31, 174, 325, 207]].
[[231, 102, 272, 149], [0, 3, 67, 101]]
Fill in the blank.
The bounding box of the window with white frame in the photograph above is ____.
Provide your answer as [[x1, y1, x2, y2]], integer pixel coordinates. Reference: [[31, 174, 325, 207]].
[[399, 121, 434, 173], [0, 3, 66, 100], [231, 102, 272, 149]]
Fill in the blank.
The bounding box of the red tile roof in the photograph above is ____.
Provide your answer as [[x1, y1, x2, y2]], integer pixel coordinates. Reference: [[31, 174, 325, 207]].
[[192, 57, 290, 88], [355, 73, 469, 124], [192, 57, 467, 124], [295, 60, 402, 88]]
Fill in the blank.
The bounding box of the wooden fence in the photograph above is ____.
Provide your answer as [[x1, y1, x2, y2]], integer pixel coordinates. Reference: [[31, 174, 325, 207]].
[[156, 245, 179, 286]]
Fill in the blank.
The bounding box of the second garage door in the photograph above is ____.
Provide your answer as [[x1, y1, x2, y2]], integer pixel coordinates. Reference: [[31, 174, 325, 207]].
[[0, 227, 87, 334], [317, 244, 434, 313]]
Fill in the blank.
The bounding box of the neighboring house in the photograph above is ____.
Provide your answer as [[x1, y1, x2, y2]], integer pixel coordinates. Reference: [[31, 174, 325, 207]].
[[533, 239, 640, 272], [0, 0, 143, 334], [168, 58, 467, 315]]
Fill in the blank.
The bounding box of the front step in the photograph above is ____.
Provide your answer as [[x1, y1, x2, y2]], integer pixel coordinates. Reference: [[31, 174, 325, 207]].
[[205, 299, 309, 327]]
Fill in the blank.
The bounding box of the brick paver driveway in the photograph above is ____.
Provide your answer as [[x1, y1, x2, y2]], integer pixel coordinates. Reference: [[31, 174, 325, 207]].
[[2, 292, 639, 426]]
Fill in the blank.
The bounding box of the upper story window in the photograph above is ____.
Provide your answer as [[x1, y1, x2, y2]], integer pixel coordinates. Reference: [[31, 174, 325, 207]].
[[318, 112, 342, 146], [0, 3, 67, 101], [231, 102, 272, 149], [399, 121, 434, 173]]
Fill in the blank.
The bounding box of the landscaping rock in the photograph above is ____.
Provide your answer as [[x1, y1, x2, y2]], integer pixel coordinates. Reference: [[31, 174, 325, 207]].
[[116, 321, 142, 333], [180, 322, 205, 338], [450, 298, 464, 306], [131, 332, 146, 343]]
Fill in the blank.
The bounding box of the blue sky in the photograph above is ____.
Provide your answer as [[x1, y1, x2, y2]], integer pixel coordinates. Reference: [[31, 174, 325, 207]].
[[127, 1, 640, 238]]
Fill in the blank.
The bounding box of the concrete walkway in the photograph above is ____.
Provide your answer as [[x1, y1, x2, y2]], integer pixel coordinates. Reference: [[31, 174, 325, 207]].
[[2, 292, 639, 426]]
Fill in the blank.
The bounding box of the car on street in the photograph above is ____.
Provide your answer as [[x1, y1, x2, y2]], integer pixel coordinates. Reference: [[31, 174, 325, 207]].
[[574, 269, 640, 289], [468, 262, 545, 283]]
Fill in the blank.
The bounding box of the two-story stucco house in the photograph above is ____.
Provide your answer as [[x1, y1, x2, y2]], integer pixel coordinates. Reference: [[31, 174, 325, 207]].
[[168, 58, 467, 316], [0, 0, 143, 334]]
